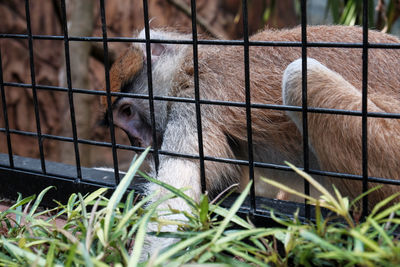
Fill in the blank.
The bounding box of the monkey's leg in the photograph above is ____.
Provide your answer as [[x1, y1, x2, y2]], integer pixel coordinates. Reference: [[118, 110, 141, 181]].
[[282, 58, 400, 206]]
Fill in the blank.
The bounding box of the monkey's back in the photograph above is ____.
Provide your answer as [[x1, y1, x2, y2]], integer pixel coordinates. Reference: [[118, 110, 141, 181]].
[[173, 25, 400, 167], [193, 26, 400, 103]]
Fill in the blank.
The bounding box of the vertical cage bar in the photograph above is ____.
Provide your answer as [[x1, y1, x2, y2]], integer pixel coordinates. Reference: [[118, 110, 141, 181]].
[[60, 0, 82, 181], [0, 49, 14, 168], [300, 0, 311, 219], [100, 0, 120, 184], [142, 0, 160, 171], [361, 0, 369, 217], [242, 0, 256, 212], [189, 0, 207, 193], [25, 0, 46, 174]]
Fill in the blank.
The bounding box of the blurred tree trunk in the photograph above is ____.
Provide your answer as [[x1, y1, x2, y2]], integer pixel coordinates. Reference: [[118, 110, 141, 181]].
[[223, 0, 298, 38], [268, 0, 298, 28], [60, 0, 94, 166], [1, 0, 302, 169]]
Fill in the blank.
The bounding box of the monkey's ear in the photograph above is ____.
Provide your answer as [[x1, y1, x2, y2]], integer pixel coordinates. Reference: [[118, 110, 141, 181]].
[[149, 43, 166, 58], [137, 29, 171, 63]]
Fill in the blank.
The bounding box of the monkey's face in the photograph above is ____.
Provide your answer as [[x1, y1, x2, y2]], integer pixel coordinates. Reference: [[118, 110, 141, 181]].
[[101, 43, 167, 149], [106, 65, 163, 148], [99, 44, 153, 148], [109, 62, 159, 148], [101, 29, 189, 148], [112, 97, 154, 147]]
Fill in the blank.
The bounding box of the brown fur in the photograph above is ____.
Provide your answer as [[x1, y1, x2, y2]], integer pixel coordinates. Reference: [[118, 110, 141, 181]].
[[283, 57, 400, 207], [100, 45, 143, 108], [105, 25, 400, 257], [106, 25, 400, 210], [175, 26, 400, 206]]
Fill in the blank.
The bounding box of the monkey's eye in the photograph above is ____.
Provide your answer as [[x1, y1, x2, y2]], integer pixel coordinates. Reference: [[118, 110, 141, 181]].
[[120, 104, 133, 118]]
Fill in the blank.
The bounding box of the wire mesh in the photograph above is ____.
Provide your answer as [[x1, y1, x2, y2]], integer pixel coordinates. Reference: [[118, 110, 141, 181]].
[[0, 0, 400, 220]]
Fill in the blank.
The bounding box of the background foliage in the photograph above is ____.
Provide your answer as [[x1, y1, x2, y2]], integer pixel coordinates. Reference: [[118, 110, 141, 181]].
[[2, 0, 400, 171]]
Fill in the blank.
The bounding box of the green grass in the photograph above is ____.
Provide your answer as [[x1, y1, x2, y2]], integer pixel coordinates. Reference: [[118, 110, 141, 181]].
[[1, 149, 400, 266]]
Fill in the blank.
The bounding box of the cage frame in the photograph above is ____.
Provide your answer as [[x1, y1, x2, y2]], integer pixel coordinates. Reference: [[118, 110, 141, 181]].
[[1, 0, 400, 222]]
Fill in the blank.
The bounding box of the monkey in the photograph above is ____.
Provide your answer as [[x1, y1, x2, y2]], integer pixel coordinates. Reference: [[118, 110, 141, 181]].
[[101, 25, 400, 256]]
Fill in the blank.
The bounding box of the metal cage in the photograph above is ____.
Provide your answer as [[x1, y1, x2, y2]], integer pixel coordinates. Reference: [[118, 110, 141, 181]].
[[1, 0, 400, 223]]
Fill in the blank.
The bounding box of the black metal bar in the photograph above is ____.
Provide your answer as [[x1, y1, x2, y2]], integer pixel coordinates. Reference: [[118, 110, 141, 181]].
[[0, 155, 147, 205], [307, 169, 400, 186], [2, 129, 400, 190], [0, 165, 106, 207], [300, 0, 310, 219], [2, 148, 400, 188], [362, 0, 369, 217], [142, 0, 160, 172], [3, 33, 400, 49], [4, 81, 400, 119], [0, 127, 394, 188], [60, 0, 82, 181], [99, 0, 120, 185], [2, 117, 400, 187], [25, 0, 46, 174], [0, 49, 14, 168], [242, 0, 256, 213], [189, 0, 207, 193], [1, 0, 400, 227], [0, 153, 314, 224]]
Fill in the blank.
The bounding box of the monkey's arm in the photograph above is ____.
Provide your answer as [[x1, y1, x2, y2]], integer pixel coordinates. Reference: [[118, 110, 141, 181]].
[[151, 102, 241, 201], [142, 102, 240, 255], [282, 58, 400, 202]]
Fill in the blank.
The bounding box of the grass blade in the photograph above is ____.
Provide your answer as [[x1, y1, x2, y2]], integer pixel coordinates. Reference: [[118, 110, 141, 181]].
[[211, 181, 252, 243], [260, 177, 315, 202], [285, 162, 338, 206], [138, 170, 197, 209], [211, 205, 253, 230], [74, 187, 108, 213], [350, 185, 382, 209], [127, 207, 155, 266], [367, 217, 394, 248], [114, 192, 156, 237], [2, 237, 63, 267], [104, 147, 150, 242], [368, 192, 400, 219], [350, 229, 387, 255], [128, 193, 173, 266], [45, 241, 56, 266], [153, 229, 216, 265], [215, 228, 269, 245], [64, 242, 77, 267], [28, 186, 54, 217], [124, 190, 135, 214]]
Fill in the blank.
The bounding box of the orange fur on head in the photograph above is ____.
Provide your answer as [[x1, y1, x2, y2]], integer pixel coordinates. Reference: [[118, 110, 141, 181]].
[[100, 45, 144, 111]]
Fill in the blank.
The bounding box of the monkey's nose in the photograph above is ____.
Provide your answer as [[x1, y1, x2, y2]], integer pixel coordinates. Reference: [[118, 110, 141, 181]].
[[127, 134, 143, 147]]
